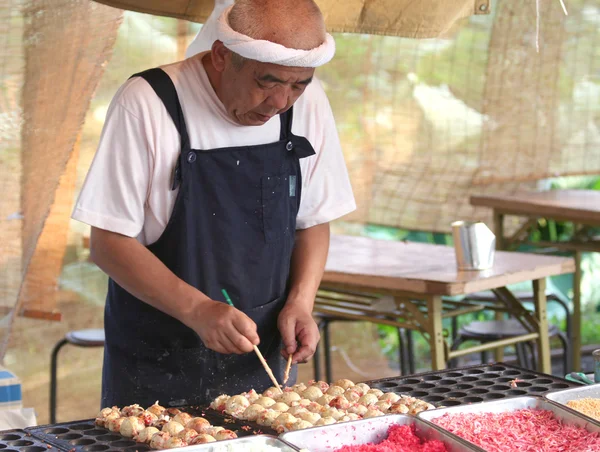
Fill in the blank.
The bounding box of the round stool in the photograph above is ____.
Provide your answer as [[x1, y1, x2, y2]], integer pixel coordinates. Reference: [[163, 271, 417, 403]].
[[450, 319, 569, 373], [50, 329, 105, 423]]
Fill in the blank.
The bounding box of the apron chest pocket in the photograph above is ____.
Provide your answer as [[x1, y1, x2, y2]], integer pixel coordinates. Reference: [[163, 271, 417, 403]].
[[261, 174, 293, 243]]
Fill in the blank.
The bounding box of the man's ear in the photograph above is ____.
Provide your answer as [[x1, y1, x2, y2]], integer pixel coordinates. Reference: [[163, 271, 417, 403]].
[[210, 40, 229, 72]]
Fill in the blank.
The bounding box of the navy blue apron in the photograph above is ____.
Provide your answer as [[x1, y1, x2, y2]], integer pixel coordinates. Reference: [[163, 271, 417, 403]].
[[101, 68, 316, 408]]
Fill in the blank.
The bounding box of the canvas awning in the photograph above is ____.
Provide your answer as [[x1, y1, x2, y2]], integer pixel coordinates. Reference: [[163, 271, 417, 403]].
[[92, 0, 491, 38]]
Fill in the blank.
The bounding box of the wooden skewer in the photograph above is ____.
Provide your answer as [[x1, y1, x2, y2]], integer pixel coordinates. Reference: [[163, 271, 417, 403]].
[[283, 354, 293, 385], [253, 345, 282, 393], [220, 290, 282, 393]]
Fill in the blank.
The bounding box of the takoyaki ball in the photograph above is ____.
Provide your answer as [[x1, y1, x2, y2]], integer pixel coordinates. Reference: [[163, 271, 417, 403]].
[[279, 391, 301, 405], [329, 395, 351, 410], [367, 389, 384, 398], [147, 401, 166, 417], [287, 405, 308, 417], [301, 386, 323, 402], [97, 406, 119, 419], [317, 394, 335, 406], [122, 403, 144, 417], [172, 412, 193, 426], [389, 402, 409, 414], [292, 382, 308, 393], [335, 379, 355, 390], [326, 385, 345, 397], [241, 403, 266, 421], [255, 396, 276, 408], [225, 395, 250, 416], [321, 407, 345, 420], [315, 416, 336, 426], [189, 434, 216, 445], [295, 398, 311, 407], [271, 402, 290, 412], [185, 417, 211, 434], [355, 383, 370, 393], [205, 427, 224, 437], [379, 392, 401, 404], [364, 409, 384, 418], [358, 393, 379, 406], [97, 410, 120, 428], [210, 394, 230, 411], [272, 413, 298, 434], [139, 410, 159, 426], [214, 429, 237, 441], [150, 431, 170, 450], [309, 380, 330, 393], [289, 420, 314, 431], [298, 411, 321, 424], [164, 437, 186, 449], [162, 420, 185, 436], [345, 388, 363, 402], [409, 401, 434, 415], [305, 402, 324, 414], [375, 401, 391, 412], [165, 408, 182, 417], [256, 410, 279, 427], [107, 417, 125, 433], [136, 426, 159, 443], [340, 413, 361, 422], [263, 386, 282, 398], [120, 416, 145, 438], [347, 404, 368, 416], [176, 428, 198, 443], [242, 389, 260, 403]]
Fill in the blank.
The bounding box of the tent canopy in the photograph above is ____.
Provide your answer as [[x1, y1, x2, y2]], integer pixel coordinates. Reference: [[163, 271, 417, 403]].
[[93, 0, 490, 38]]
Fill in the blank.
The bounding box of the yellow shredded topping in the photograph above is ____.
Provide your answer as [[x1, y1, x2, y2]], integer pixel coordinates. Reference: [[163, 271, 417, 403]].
[[566, 397, 600, 421]]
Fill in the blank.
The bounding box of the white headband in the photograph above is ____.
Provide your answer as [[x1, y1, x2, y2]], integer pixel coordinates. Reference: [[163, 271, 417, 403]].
[[216, 5, 335, 67]]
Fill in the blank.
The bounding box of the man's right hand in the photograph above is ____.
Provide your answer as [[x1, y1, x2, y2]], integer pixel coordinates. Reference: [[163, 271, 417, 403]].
[[190, 299, 260, 355]]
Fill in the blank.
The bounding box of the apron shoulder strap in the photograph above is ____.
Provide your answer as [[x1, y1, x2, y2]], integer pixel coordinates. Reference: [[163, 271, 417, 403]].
[[279, 107, 294, 140], [131, 68, 190, 190], [279, 106, 316, 159]]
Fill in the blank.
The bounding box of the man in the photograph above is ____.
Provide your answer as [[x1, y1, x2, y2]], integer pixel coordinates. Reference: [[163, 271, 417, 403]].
[[73, 0, 355, 408]]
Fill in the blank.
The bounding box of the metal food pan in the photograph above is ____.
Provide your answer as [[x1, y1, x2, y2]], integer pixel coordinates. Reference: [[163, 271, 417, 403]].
[[365, 363, 576, 408], [418, 396, 600, 450], [545, 384, 600, 422], [280, 414, 479, 452], [170, 435, 299, 451], [0, 429, 54, 452]]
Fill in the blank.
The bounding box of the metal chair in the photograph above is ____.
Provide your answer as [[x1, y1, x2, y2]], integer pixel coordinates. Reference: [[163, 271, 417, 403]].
[[449, 319, 570, 374], [50, 329, 105, 423]]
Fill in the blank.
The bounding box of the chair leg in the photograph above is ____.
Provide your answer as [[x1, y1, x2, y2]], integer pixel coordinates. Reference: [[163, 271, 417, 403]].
[[406, 330, 415, 374], [557, 332, 570, 375], [50, 338, 69, 424], [313, 320, 326, 381], [449, 336, 467, 368], [396, 328, 407, 375], [323, 320, 333, 383], [515, 343, 529, 368]]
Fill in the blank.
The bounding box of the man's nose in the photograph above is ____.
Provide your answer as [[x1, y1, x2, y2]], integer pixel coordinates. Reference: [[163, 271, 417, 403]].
[[266, 86, 289, 110]]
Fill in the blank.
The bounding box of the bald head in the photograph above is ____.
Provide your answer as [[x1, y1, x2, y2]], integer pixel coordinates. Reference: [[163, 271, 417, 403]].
[[229, 0, 327, 50]]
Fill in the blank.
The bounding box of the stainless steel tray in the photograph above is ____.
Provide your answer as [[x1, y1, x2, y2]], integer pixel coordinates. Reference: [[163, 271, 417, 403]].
[[545, 384, 600, 422], [171, 435, 299, 451], [280, 414, 479, 452], [418, 396, 600, 450]]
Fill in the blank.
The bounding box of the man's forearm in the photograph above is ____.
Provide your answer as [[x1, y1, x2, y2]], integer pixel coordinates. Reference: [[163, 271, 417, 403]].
[[287, 222, 330, 310], [90, 227, 210, 326]]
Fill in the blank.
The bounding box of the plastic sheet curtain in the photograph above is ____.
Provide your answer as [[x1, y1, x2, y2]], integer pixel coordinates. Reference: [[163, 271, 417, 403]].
[[0, 0, 122, 357]]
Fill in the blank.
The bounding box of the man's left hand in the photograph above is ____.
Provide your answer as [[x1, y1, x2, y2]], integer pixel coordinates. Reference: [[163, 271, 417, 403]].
[[278, 302, 320, 363]]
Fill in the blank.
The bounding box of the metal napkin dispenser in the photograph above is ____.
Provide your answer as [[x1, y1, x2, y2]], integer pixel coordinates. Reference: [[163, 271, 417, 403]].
[[451, 221, 496, 270]]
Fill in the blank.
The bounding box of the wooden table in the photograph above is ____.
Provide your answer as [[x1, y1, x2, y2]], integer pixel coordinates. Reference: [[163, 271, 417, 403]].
[[319, 235, 575, 373], [472, 189, 600, 371]]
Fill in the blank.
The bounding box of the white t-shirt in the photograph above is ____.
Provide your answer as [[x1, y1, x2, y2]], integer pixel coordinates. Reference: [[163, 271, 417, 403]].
[[72, 53, 356, 246]]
